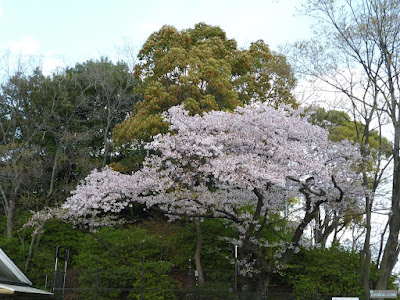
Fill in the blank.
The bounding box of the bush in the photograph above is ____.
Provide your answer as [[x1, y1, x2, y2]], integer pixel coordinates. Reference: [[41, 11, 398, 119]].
[[286, 246, 363, 299], [129, 266, 180, 300], [74, 226, 180, 299]]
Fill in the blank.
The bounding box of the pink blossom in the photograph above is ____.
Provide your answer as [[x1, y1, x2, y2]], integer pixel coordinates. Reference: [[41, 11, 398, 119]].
[[27, 103, 365, 274]]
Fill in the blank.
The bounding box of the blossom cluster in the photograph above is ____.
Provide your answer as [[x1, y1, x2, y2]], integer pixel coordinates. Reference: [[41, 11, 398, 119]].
[[50, 103, 364, 227]]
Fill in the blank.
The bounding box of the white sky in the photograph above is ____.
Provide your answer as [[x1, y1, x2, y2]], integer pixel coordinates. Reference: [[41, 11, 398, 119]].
[[0, 0, 312, 74]]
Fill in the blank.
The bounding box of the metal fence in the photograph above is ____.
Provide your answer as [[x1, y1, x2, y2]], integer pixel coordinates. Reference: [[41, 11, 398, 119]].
[[51, 268, 235, 300], [33, 266, 360, 300]]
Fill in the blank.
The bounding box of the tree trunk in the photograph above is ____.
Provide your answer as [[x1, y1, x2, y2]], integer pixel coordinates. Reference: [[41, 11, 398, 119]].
[[376, 123, 400, 289], [194, 218, 204, 285], [0, 183, 14, 239], [360, 196, 371, 300], [102, 124, 110, 167], [47, 145, 60, 199], [6, 198, 15, 239], [240, 271, 270, 300], [24, 229, 43, 272], [375, 216, 400, 289]]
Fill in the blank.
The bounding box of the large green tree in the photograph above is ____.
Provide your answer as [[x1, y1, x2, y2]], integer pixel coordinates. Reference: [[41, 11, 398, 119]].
[[0, 59, 138, 271], [112, 23, 296, 152], [0, 69, 56, 239], [64, 58, 139, 166]]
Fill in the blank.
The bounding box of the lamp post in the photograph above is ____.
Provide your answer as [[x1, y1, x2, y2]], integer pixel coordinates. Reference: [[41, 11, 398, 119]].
[[52, 246, 59, 294], [234, 244, 238, 298], [195, 269, 199, 299], [188, 258, 192, 300], [62, 249, 69, 299]]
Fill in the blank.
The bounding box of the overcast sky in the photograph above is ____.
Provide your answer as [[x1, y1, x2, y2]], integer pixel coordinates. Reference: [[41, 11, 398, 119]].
[[0, 0, 312, 74]]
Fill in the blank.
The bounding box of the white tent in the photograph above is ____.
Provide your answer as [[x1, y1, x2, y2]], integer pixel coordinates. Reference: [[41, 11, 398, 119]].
[[0, 248, 53, 298]]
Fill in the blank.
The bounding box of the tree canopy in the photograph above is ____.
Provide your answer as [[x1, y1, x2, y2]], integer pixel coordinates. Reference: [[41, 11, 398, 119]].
[[0, 59, 138, 275], [112, 23, 297, 149]]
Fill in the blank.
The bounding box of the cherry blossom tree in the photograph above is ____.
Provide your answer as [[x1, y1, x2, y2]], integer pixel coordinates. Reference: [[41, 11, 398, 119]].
[[29, 103, 365, 298]]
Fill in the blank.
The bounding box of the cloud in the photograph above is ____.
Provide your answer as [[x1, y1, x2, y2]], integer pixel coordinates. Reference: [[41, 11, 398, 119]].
[[8, 37, 40, 55], [0, 0, 3, 17], [42, 56, 65, 75], [4, 39, 64, 76]]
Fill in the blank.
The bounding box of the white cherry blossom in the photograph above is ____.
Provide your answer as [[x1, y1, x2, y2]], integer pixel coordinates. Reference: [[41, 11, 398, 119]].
[[27, 103, 365, 281]]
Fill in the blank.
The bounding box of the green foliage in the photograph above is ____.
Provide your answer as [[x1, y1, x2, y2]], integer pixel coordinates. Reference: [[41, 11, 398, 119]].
[[7, 213, 388, 299], [28, 221, 86, 286], [74, 226, 180, 300], [309, 107, 392, 158], [0, 58, 138, 229], [200, 219, 236, 270], [286, 246, 363, 298], [38, 221, 85, 266], [113, 22, 297, 151], [129, 269, 180, 300], [77, 263, 180, 300], [0, 216, 86, 289], [73, 226, 170, 269], [0, 58, 140, 289], [0, 231, 26, 271], [309, 107, 392, 194]]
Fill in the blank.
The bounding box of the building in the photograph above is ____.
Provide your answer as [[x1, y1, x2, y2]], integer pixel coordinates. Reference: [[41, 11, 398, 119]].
[[0, 248, 53, 299]]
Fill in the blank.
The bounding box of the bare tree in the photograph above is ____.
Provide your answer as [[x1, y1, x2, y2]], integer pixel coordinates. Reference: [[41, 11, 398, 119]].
[[285, 0, 400, 296], [65, 58, 139, 166]]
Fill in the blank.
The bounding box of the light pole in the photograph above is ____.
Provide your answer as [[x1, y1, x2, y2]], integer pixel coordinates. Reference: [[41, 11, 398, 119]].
[[234, 244, 238, 298], [52, 246, 59, 294], [62, 249, 69, 299]]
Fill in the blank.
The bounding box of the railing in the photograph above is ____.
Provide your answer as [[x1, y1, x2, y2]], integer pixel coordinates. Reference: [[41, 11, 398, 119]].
[[33, 267, 363, 300]]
